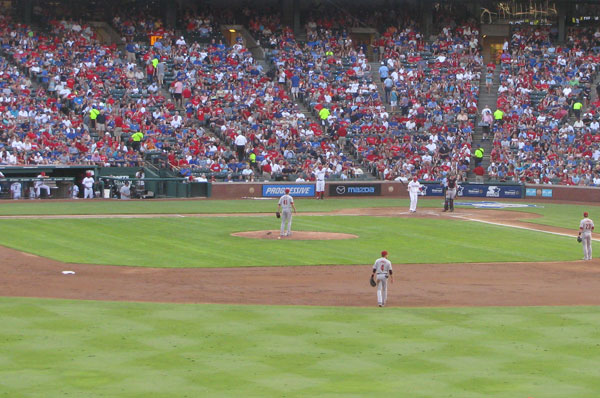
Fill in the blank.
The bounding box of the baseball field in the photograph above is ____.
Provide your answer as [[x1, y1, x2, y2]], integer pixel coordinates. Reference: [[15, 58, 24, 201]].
[[1, 197, 599, 397]]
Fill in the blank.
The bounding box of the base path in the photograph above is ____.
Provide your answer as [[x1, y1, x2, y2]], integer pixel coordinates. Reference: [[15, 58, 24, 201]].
[[1, 245, 600, 307], [1, 207, 598, 307]]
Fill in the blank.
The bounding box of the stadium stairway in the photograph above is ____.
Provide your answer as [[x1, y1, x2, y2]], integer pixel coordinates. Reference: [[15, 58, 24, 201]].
[[592, 74, 600, 104], [468, 65, 501, 180], [89, 21, 121, 45], [369, 61, 391, 112]]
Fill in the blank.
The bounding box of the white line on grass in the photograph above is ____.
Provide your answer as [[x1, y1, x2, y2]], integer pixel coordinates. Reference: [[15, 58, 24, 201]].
[[452, 215, 600, 242]]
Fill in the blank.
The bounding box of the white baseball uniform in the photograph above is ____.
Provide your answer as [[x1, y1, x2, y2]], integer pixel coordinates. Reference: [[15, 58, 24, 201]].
[[71, 184, 79, 199], [82, 176, 95, 199], [372, 256, 392, 306], [580, 216, 595, 260], [10, 182, 21, 199], [315, 169, 326, 193], [35, 174, 51, 198], [407, 179, 422, 212], [278, 193, 294, 236]]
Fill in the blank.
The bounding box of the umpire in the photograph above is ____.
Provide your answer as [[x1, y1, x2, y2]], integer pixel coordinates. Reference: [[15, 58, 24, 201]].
[[443, 173, 458, 212]]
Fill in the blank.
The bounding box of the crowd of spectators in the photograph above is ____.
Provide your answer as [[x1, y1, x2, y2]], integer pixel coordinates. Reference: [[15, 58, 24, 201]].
[[486, 25, 600, 185], [2, 5, 600, 187], [207, 10, 488, 184]]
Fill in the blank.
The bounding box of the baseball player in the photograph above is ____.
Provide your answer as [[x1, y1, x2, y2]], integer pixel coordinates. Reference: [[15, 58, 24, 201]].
[[120, 181, 131, 200], [35, 172, 51, 198], [10, 181, 21, 200], [278, 188, 297, 237], [82, 171, 95, 199], [443, 173, 458, 212], [314, 166, 326, 200], [407, 176, 423, 213], [579, 211, 594, 260], [372, 250, 393, 307], [71, 183, 79, 199]]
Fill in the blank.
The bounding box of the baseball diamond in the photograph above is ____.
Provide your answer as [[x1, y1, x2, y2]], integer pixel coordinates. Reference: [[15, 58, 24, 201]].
[[3, 0, 600, 396], [1, 197, 600, 398]]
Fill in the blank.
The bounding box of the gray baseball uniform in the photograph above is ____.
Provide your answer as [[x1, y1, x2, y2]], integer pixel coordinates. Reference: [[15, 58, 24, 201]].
[[580, 216, 594, 260], [278, 193, 294, 236], [372, 256, 392, 306]]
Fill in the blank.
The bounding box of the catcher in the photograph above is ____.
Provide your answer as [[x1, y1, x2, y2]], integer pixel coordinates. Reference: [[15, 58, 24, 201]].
[[277, 188, 297, 238], [371, 250, 393, 307]]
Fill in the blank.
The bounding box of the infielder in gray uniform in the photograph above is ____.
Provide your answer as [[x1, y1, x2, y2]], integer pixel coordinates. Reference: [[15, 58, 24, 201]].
[[372, 250, 393, 307], [278, 188, 297, 237], [579, 211, 594, 260]]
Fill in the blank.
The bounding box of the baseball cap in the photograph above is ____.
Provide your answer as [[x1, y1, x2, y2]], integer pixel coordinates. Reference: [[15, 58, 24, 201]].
[[284, 188, 290, 194], [584, 212, 589, 217], [381, 250, 388, 257]]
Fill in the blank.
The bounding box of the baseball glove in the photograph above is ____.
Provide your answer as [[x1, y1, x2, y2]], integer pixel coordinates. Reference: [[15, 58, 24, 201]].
[[276, 211, 281, 218], [369, 276, 376, 287], [577, 236, 582, 243]]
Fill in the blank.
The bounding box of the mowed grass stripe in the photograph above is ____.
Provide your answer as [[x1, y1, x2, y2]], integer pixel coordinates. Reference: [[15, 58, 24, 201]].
[[1, 298, 599, 398], [0, 198, 418, 216], [0, 216, 584, 267], [1, 198, 599, 231]]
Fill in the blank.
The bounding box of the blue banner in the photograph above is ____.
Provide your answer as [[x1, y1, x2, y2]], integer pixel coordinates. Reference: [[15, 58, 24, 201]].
[[526, 188, 537, 197], [423, 184, 523, 198], [541, 189, 553, 197], [421, 184, 445, 196], [262, 184, 315, 197]]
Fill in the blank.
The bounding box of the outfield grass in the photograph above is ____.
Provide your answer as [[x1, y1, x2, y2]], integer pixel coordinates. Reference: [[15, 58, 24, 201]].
[[1, 297, 599, 398], [0, 216, 584, 267]]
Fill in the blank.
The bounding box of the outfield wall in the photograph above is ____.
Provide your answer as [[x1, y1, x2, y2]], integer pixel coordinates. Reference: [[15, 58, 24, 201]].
[[524, 184, 600, 202], [211, 181, 600, 203]]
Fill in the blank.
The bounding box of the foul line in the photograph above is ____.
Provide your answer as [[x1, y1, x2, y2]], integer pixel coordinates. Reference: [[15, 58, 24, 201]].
[[453, 215, 600, 242]]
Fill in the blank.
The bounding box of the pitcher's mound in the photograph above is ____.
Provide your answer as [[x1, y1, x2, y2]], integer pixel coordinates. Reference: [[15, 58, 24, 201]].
[[232, 230, 358, 240]]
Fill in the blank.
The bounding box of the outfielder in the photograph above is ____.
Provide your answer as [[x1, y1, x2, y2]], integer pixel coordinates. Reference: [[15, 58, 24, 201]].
[[82, 172, 95, 199], [372, 250, 393, 307], [443, 174, 458, 212], [315, 166, 326, 200], [278, 188, 297, 237], [579, 211, 594, 260], [407, 176, 423, 213]]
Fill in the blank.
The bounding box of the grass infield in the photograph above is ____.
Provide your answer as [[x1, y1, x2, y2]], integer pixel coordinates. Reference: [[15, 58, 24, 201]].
[[0, 215, 584, 267], [1, 297, 599, 398]]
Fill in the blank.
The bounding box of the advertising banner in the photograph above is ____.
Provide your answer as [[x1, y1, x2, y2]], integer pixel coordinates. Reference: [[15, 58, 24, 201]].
[[262, 184, 315, 197], [328, 183, 381, 197], [423, 184, 523, 198]]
